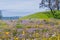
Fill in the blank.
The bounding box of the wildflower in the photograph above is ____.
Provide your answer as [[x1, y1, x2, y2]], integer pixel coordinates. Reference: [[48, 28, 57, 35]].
[[5, 32, 9, 35], [36, 25, 39, 28], [35, 33, 40, 37], [22, 38, 25, 40], [14, 36, 19, 40], [22, 31, 25, 35], [15, 38, 18, 40]]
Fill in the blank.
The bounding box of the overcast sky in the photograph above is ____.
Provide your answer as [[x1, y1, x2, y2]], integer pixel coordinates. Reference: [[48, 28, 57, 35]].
[[0, 0, 47, 17]]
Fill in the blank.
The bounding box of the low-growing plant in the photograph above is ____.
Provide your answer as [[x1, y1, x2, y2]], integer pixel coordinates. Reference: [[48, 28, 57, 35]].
[[16, 24, 23, 28]]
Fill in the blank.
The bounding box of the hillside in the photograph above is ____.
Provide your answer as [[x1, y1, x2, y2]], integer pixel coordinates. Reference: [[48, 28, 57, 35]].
[[20, 11, 54, 20]]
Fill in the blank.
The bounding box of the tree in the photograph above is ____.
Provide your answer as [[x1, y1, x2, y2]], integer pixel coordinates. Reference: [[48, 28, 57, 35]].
[[39, 0, 60, 18], [40, 0, 54, 14], [55, 0, 60, 10], [40, 0, 60, 11]]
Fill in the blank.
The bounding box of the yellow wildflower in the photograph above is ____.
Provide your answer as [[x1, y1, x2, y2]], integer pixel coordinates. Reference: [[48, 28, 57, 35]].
[[14, 36, 19, 40], [22, 31, 25, 35], [5, 32, 9, 35], [22, 38, 25, 40]]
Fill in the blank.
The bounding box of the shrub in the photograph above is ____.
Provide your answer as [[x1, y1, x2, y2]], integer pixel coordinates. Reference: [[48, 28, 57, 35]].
[[54, 11, 60, 19]]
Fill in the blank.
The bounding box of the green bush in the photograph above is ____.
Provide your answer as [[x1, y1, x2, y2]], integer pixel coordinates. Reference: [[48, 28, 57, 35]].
[[54, 11, 60, 19]]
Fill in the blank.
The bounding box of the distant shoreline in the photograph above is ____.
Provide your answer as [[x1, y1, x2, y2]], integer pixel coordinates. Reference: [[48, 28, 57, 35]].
[[1, 16, 21, 20]]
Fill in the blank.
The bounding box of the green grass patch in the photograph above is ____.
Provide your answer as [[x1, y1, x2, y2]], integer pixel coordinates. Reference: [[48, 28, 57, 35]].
[[16, 24, 23, 28], [19, 11, 54, 20]]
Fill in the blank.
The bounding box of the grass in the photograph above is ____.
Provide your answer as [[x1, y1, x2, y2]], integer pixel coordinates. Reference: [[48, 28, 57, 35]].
[[19, 10, 60, 20], [19, 11, 54, 20], [16, 24, 24, 28], [0, 20, 8, 29]]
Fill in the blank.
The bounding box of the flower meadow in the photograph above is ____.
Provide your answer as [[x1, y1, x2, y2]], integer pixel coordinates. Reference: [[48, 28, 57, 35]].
[[0, 19, 60, 40]]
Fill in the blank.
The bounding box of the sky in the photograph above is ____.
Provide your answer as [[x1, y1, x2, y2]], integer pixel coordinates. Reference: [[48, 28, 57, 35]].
[[0, 0, 48, 17]]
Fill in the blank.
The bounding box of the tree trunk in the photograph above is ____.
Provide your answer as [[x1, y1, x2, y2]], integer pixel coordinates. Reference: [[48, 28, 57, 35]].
[[56, 0, 59, 10]]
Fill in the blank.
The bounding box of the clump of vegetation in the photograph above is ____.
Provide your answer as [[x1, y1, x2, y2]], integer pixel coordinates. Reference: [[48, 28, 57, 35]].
[[16, 23, 23, 28], [54, 11, 60, 19]]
